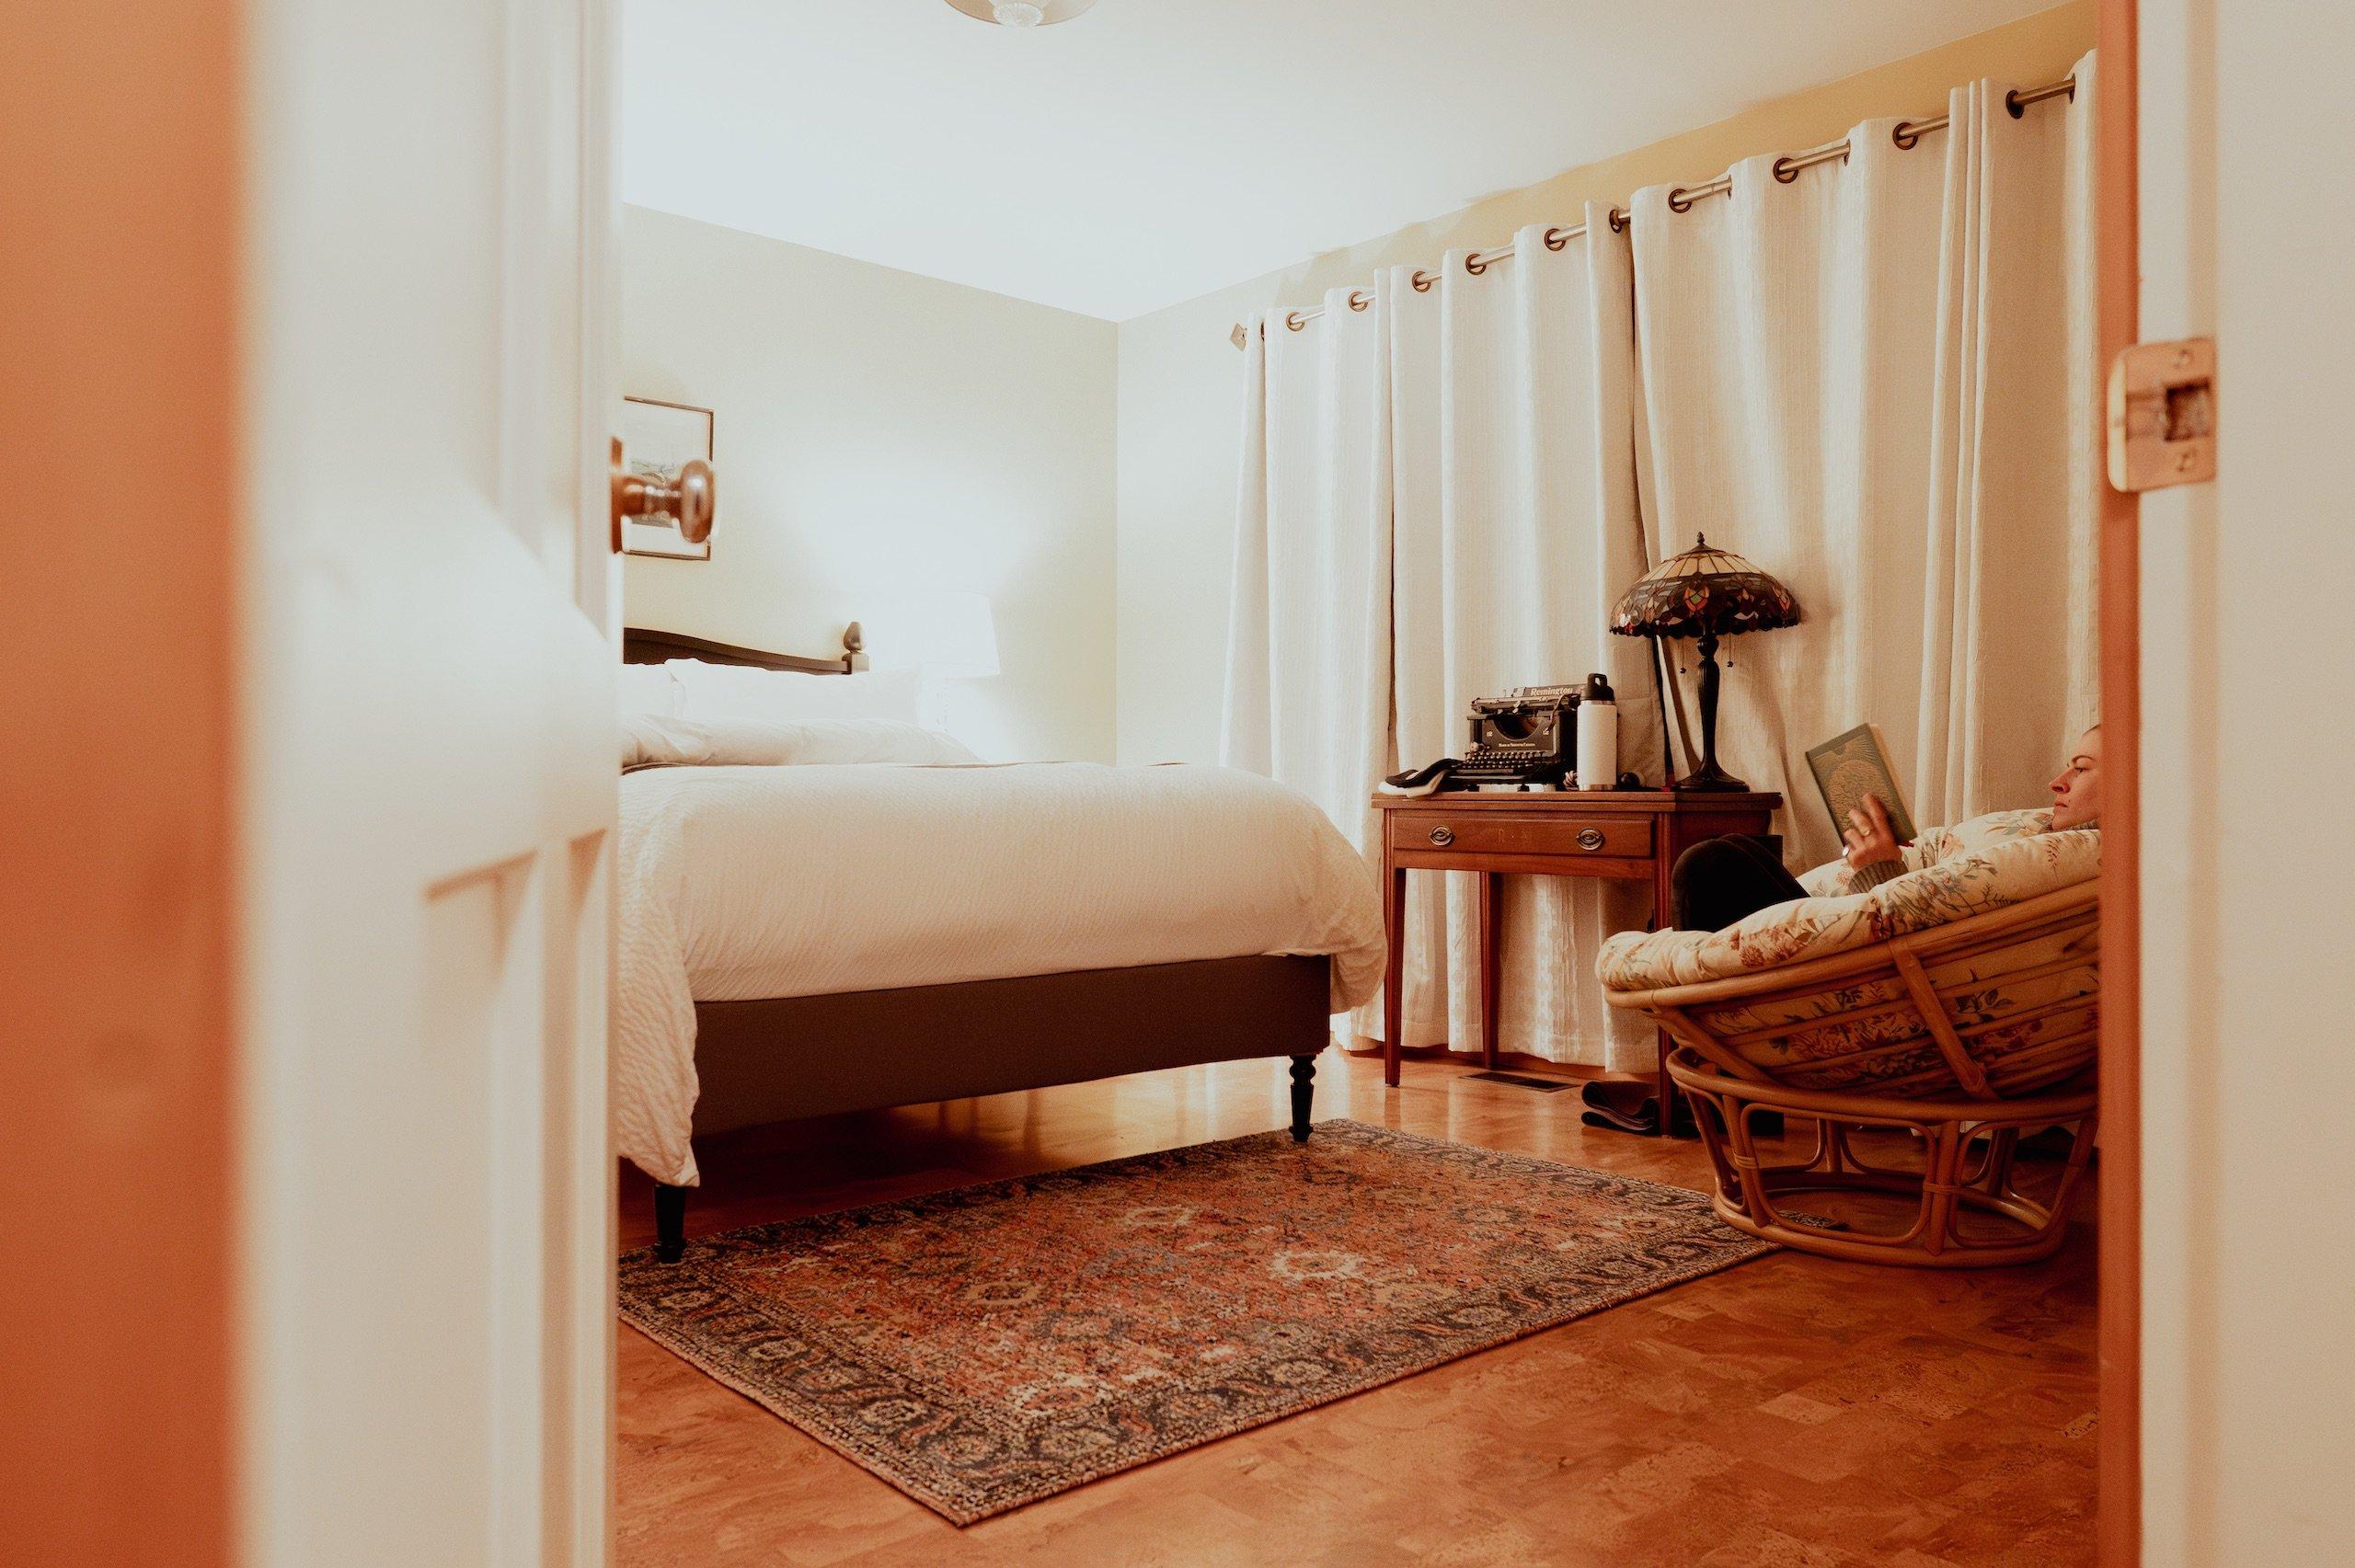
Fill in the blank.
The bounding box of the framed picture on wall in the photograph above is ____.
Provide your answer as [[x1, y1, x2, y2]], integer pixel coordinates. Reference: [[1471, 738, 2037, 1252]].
[[620, 395, 715, 561]]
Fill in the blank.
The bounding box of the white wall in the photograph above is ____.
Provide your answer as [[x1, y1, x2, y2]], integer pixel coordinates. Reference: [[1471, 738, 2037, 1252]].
[[621, 207, 1118, 762], [1112, 280, 1271, 765], [1110, 4, 2097, 766]]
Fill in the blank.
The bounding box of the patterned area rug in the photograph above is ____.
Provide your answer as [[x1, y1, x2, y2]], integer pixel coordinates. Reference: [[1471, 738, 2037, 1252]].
[[617, 1119, 1770, 1524]]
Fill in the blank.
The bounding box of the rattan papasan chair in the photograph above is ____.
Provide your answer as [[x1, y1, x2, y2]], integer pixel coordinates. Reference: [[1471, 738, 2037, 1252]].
[[1599, 814, 2101, 1266]]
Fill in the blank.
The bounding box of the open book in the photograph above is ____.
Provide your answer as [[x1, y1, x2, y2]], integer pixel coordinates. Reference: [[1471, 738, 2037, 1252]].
[[1805, 723, 1919, 847]]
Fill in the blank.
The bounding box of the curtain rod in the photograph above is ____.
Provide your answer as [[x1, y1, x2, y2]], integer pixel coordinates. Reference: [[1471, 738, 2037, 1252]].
[[1229, 74, 2076, 349]]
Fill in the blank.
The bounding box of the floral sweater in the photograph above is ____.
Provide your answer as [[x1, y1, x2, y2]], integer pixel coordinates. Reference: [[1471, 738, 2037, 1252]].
[[1598, 807, 2098, 992], [1797, 807, 2062, 899]]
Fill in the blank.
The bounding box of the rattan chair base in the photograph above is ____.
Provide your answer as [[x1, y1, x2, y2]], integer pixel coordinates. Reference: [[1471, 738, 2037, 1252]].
[[1667, 1051, 2097, 1268]]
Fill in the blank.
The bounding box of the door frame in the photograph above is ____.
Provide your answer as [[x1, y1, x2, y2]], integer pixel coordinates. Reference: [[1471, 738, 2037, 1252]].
[[6, 3, 2143, 1561], [2094, 0, 2141, 1562]]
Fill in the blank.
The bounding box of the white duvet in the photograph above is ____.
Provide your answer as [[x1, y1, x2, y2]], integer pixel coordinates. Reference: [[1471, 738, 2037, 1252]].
[[615, 758, 1385, 1185]]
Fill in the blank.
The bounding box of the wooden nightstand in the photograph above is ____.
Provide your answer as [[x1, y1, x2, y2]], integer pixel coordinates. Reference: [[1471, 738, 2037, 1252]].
[[1373, 789, 1781, 1132]]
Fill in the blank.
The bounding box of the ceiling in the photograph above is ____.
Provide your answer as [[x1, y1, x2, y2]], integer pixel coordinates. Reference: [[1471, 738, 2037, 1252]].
[[621, 0, 2053, 321]]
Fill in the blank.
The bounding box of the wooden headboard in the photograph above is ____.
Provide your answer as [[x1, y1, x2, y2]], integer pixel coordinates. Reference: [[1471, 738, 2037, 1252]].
[[622, 624, 867, 673]]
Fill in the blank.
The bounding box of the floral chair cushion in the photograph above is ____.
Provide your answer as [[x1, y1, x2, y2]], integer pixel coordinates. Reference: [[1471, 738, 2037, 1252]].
[[1598, 816, 2100, 994]]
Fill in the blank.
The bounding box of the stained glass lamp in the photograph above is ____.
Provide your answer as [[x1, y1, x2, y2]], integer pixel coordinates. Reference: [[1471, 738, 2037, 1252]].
[[1610, 534, 1801, 792]]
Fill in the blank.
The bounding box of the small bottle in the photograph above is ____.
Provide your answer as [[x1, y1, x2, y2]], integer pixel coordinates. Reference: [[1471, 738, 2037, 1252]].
[[1577, 672, 1617, 790]]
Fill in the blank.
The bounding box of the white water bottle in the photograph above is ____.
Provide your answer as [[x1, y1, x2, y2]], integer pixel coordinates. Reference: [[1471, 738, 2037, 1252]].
[[1577, 672, 1618, 789]]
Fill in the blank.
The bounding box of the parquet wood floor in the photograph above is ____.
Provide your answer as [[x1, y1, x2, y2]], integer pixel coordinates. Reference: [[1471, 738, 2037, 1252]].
[[616, 1049, 2097, 1566]]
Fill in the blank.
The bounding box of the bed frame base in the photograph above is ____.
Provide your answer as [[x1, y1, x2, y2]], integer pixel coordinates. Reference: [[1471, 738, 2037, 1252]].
[[653, 1185, 688, 1264], [648, 954, 1331, 1264], [650, 1054, 1317, 1264]]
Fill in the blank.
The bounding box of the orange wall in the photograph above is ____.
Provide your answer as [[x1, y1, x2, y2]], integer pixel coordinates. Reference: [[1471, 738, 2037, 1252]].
[[0, 2, 240, 1562]]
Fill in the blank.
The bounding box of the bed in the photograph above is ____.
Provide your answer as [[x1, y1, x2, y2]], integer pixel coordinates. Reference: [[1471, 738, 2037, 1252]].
[[617, 625, 1386, 1260]]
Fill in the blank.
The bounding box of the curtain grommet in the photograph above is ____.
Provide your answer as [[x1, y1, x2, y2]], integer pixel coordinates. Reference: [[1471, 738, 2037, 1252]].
[[1410, 269, 1434, 293], [1283, 310, 1306, 332], [1892, 120, 1923, 151], [1608, 206, 1627, 234], [1771, 155, 1799, 185], [1666, 186, 1695, 214], [2005, 87, 2027, 119], [1542, 226, 1568, 252], [1347, 290, 1370, 313], [1464, 252, 1488, 277]]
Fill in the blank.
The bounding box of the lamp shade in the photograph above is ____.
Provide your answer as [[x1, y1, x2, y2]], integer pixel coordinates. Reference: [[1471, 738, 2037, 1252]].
[[1610, 534, 1800, 640], [865, 590, 1001, 679]]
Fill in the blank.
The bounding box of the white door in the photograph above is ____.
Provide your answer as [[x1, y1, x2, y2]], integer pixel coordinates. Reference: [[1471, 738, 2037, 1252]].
[[237, 0, 617, 1562], [2134, 1, 2355, 1562]]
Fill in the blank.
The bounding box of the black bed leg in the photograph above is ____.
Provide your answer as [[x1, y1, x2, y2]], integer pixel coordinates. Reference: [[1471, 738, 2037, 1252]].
[[1289, 1054, 1315, 1143], [654, 1184, 687, 1264]]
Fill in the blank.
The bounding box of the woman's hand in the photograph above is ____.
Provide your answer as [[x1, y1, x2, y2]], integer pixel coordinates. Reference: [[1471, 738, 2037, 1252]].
[[1842, 793, 1908, 871]]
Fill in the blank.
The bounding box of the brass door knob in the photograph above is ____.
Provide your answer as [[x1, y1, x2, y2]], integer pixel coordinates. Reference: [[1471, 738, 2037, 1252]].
[[1428, 826, 1454, 847], [1577, 828, 1606, 851], [609, 436, 716, 552]]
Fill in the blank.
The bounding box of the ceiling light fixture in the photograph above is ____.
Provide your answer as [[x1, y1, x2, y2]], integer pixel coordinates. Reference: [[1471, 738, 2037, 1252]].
[[945, 0, 1098, 27]]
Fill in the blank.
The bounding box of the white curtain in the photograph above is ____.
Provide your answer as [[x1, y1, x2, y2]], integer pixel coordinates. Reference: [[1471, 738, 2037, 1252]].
[[1220, 285, 1392, 869], [1384, 211, 1664, 1069], [1917, 57, 2103, 815], [1223, 56, 2097, 1061], [1633, 53, 2099, 868]]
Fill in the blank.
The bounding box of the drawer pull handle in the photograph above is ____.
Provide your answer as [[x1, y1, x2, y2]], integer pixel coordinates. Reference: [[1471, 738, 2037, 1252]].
[[1577, 827, 1606, 851], [1428, 826, 1455, 847]]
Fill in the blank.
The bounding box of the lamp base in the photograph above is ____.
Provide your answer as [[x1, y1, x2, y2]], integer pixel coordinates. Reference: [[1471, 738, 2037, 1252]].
[[1672, 759, 1752, 793], [1675, 631, 1750, 792]]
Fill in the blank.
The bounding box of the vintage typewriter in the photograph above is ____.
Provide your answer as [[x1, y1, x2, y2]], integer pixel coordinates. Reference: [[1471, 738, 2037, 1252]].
[[1453, 685, 1580, 789]]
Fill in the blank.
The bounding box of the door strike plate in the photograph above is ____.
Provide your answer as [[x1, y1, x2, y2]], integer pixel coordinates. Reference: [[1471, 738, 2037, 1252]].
[[2108, 337, 2215, 492]]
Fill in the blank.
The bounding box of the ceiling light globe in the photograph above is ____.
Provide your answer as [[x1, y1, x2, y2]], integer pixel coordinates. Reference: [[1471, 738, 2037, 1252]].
[[945, 0, 1097, 27]]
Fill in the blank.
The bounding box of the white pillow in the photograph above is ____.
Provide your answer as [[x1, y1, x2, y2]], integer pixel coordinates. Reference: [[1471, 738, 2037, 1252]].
[[622, 715, 979, 771], [621, 712, 714, 769], [617, 662, 684, 717], [666, 659, 924, 727], [770, 719, 981, 766]]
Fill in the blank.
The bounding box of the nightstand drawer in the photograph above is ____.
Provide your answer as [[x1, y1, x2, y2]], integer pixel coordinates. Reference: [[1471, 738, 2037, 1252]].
[[1386, 810, 1653, 859]]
